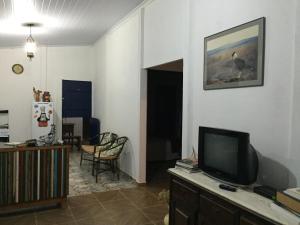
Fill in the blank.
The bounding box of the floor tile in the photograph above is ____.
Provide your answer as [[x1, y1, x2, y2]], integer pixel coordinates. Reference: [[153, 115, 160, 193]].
[[120, 187, 150, 198], [36, 208, 75, 225], [93, 190, 125, 202], [130, 193, 163, 208], [68, 194, 98, 208], [144, 185, 168, 195], [153, 221, 165, 225], [76, 214, 115, 225], [120, 186, 165, 208], [42, 222, 77, 225], [0, 213, 36, 225], [110, 209, 151, 225], [70, 203, 105, 220], [141, 205, 168, 222], [101, 199, 136, 216]]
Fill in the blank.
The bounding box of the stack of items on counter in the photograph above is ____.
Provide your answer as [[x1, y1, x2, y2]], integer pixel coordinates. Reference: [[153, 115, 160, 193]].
[[270, 188, 300, 225], [276, 188, 300, 216], [175, 158, 200, 173]]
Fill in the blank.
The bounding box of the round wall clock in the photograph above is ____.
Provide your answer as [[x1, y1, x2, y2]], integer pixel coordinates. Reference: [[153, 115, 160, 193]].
[[12, 64, 24, 75]]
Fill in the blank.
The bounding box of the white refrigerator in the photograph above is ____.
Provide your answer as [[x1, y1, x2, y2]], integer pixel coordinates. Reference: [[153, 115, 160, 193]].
[[32, 102, 54, 140]]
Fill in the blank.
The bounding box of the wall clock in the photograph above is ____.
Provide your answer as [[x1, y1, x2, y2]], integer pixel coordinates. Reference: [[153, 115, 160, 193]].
[[12, 64, 24, 75]]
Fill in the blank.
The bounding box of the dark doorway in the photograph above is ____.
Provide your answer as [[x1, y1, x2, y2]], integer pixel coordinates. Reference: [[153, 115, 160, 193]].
[[62, 80, 92, 140], [146, 61, 183, 184]]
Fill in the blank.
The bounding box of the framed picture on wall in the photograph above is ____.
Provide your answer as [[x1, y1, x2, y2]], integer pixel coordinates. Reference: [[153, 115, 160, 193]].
[[203, 17, 266, 90]]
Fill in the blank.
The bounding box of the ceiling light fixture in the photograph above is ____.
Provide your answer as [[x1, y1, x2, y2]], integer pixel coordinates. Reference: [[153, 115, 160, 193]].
[[23, 23, 40, 60]]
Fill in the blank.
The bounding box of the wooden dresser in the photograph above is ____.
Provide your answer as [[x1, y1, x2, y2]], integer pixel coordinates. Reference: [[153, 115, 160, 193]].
[[168, 168, 296, 225], [0, 144, 70, 213]]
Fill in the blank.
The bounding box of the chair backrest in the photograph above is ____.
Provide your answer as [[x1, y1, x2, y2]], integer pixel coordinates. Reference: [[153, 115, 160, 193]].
[[99, 132, 118, 145], [114, 136, 128, 145], [97, 136, 128, 158], [112, 136, 128, 157]]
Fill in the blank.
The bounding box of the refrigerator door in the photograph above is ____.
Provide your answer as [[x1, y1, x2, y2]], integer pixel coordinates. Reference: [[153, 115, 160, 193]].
[[32, 102, 54, 139]]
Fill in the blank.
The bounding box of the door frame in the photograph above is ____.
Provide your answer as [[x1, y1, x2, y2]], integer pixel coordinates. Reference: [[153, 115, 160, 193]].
[[139, 60, 187, 184], [57, 78, 93, 139]]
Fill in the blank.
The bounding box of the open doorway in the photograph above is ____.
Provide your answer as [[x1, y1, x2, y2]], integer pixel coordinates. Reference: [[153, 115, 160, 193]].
[[62, 80, 93, 150], [146, 59, 183, 184]]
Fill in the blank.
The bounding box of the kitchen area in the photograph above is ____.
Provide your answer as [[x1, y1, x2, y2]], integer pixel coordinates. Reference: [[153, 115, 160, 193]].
[[0, 110, 9, 143]]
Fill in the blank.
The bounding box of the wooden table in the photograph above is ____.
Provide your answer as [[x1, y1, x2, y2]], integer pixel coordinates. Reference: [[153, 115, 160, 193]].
[[62, 123, 74, 137], [62, 123, 81, 150]]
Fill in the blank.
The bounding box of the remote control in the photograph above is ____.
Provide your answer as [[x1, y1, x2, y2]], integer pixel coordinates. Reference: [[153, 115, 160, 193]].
[[219, 184, 237, 192]]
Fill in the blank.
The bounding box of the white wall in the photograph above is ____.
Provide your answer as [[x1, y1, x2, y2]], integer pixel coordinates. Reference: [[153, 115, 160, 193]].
[[290, 0, 300, 186], [143, 0, 190, 159], [187, 0, 298, 188], [93, 0, 300, 186], [0, 46, 94, 141], [93, 11, 143, 181], [143, 0, 186, 68], [93, 0, 188, 182]]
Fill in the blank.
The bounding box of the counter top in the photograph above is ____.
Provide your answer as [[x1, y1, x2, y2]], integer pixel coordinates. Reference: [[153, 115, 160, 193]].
[[168, 168, 300, 225], [0, 142, 14, 149], [0, 143, 71, 152]]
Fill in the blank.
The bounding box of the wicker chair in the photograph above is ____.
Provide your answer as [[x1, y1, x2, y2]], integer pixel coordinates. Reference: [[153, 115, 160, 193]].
[[93, 136, 128, 182], [80, 132, 118, 175]]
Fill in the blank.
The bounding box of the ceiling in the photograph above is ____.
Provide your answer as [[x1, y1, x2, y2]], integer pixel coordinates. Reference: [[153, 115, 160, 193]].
[[0, 0, 144, 47]]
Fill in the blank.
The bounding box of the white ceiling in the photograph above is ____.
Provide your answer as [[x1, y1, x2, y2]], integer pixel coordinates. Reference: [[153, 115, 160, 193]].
[[0, 0, 144, 47]]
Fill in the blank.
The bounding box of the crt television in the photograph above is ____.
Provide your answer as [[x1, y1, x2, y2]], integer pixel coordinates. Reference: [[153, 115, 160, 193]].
[[198, 126, 258, 186]]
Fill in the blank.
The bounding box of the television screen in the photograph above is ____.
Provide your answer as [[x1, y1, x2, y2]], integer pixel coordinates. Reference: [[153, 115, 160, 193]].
[[198, 126, 258, 186], [203, 133, 239, 176]]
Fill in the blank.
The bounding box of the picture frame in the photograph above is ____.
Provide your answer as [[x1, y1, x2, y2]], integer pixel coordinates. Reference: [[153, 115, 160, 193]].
[[203, 17, 266, 90]]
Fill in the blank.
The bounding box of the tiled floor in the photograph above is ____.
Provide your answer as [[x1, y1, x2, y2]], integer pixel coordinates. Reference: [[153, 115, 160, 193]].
[[0, 186, 168, 225], [69, 151, 137, 196]]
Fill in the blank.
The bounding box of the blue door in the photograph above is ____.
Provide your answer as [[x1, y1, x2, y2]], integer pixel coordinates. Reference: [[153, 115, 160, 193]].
[[62, 80, 92, 119]]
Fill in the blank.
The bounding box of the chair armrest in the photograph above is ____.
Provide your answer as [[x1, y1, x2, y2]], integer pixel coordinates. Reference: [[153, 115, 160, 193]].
[[95, 141, 114, 151]]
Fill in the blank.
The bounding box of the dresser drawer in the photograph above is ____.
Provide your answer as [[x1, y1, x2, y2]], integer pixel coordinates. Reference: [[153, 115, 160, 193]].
[[170, 178, 199, 225], [240, 214, 274, 225], [171, 178, 198, 207], [171, 178, 198, 200], [198, 192, 239, 225]]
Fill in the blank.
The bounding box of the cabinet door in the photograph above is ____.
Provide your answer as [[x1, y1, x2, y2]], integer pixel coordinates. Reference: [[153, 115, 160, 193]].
[[198, 192, 239, 225], [240, 214, 275, 225], [170, 178, 199, 225]]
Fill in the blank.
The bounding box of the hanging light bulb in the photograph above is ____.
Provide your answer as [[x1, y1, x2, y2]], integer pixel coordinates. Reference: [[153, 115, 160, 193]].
[[24, 23, 37, 60]]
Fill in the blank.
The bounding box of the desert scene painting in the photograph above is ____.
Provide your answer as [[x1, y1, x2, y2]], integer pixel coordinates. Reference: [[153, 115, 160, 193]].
[[204, 20, 264, 89]]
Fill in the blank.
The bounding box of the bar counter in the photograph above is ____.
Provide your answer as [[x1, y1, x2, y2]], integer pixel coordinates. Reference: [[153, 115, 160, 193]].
[[0, 143, 71, 213]]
